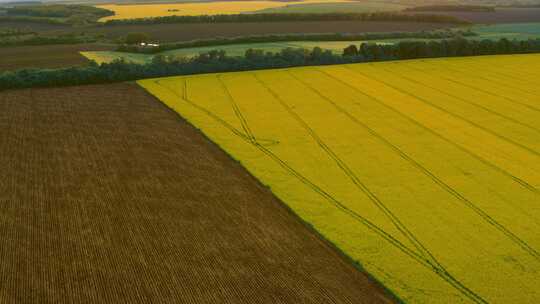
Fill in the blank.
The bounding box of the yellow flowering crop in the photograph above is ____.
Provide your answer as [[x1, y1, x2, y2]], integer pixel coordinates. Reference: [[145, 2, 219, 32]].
[[138, 54, 540, 303], [97, 0, 352, 21]]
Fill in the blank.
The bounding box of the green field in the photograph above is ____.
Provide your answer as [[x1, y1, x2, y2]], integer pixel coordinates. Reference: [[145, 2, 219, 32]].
[[138, 54, 540, 303], [254, 1, 407, 14], [81, 40, 396, 65], [471, 22, 540, 40], [81, 23, 540, 65]]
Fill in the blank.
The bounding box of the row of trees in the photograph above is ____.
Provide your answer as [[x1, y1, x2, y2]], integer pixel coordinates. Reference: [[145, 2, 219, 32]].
[[1, 37, 539, 91], [342, 37, 540, 59], [104, 12, 470, 26], [117, 30, 477, 54]]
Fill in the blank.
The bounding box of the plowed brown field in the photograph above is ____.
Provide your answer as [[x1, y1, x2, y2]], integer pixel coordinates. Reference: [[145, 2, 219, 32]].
[[0, 83, 394, 304], [0, 44, 115, 71]]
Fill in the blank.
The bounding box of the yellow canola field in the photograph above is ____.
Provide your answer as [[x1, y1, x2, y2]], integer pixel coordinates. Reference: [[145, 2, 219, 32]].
[[97, 0, 351, 21], [138, 54, 540, 303]]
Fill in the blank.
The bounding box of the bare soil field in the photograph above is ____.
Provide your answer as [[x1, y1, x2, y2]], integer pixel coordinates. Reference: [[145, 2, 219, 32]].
[[0, 83, 393, 304], [412, 8, 540, 23], [95, 21, 455, 42], [0, 43, 115, 71], [0, 21, 72, 32], [1, 20, 455, 43]]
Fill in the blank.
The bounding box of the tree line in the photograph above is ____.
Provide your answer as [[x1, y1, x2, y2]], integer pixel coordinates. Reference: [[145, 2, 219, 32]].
[[1, 37, 539, 91], [341, 37, 539, 59], [104, 12, 470, 26], [118, 30, 477, 54]]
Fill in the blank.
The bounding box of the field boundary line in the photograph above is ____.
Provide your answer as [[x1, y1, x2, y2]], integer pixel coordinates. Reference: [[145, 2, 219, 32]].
[[250, 72, 488, 304], [252, 71, 436, 263], [153, 78, 486, 304]]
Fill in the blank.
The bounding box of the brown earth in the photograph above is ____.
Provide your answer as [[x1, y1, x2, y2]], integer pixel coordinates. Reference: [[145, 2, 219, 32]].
[[0, 83, 395, 304], [92, 21, 456, 42], [411, 7, 540, 23], [0, 21, 72, 32], [2, 20, 455, 42], [0, 43, 115, 71]]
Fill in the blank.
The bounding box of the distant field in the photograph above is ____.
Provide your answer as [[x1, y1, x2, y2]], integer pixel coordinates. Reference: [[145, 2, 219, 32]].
[[1, 20, 454, 70], [0, 21, 71, 32], [254, 1, 407, 14], [81, 40, 396, 65], [82, 50, 150, 65], [80, 23, 540, 64], [0, 43, 114, 71], [97, 0, 353, 21], [411, 7, 540, 23], [1, 20, 454, 43], [140, 54, 540, 303], [96, 20, 453, 42], [471, 22, 540, 40]]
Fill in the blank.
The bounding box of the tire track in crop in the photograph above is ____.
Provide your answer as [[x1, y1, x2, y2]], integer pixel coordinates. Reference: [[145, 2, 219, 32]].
[[152, 78, 487, 304], [215, 74, 354, 304], [346, 65, 540, 159], [166, 78, 425, 264], [438, 65, 540, 101], [251, 72, 434, 263], [341, 65, 540, 187], [434, 60, 540, 97], [216, 74, 257, 143], [288, 70, 540, 262], [469, 70, 539, 90], [249, 72, 488, 304], [402, 64, 540, 114], [317, 68, 539, 195], [180, 77, 277, 147], [455, 59, 540, 82], [455, 58, 540, 93], [474, 66, 540, 88], [376, 66, 540, 135]]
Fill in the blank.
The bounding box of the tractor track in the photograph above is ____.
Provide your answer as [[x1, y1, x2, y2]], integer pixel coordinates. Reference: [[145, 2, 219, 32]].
[[378, 65, 540, 135], [286, 69, 540, 262], [317, 67, 540, 196], [345, 65, 540, 159], [403, 64, 540, 114], [153, 78, 489, 304], [434, 60, 540, 97]]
